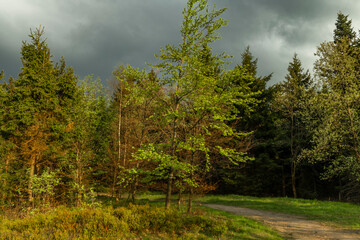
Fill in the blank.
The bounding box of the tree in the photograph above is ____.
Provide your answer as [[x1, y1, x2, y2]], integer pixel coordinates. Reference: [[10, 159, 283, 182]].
[[300, 11, 360, 200], [108, 66, 161, 201], [274, 53, 312, 198], [1, 27, 78, 206], [138, 0, 257, 209], [213, 47, 283, 197], [312, 40, 360, 167], [334, 12, 356, 44], [59, 76, 108, 205]]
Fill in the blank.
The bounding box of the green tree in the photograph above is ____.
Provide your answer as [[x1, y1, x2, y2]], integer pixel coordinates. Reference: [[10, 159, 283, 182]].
[[213, 47, 282, 197], [107, 66, 159, 200], [61, 76, 108, 205], [309, 37, 360, 186], [274, 53, 312, 198], [334, 12, 356, 44], [138, 0, 257, 209], [1, 27, 77, 206]]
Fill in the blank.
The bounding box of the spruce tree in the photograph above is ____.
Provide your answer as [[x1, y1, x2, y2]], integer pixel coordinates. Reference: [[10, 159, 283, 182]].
[[333, 12, 356, 44], [1, 27, 78, 206], [275, 54, 312, 198]]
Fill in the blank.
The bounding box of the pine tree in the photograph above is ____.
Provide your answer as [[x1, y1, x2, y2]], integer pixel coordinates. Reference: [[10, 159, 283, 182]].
[[275, 53, 312, 198], [333, 12, 356, 44], [1, 27, 78, 206]]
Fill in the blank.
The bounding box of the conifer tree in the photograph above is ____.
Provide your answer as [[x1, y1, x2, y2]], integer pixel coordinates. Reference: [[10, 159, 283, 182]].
[[334, 12, 356, 44], [275, 54, 312, 198], [1, 27, 78, 206]]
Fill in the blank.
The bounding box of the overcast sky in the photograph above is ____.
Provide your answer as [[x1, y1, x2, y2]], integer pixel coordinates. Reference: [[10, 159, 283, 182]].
[[1, 0, 360, 86]]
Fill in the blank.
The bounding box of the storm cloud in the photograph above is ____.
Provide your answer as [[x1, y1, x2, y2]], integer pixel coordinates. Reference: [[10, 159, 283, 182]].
[[1, 0, 360, 85]]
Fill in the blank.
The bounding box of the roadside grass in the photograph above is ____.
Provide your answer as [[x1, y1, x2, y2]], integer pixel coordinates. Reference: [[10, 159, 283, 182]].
[[134, 192, 286, 239], [201, 207, 285, 240], [200, 194, 360, 229]]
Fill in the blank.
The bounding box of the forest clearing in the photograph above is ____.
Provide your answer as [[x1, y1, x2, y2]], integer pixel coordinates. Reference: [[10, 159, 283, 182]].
[[1, 0, 360, 239]]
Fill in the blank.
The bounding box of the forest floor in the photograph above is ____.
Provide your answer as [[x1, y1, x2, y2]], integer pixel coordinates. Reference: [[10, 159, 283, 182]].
[[204, 204, 360, 240]]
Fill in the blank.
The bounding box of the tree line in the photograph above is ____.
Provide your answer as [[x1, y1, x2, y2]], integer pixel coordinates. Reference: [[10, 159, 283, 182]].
[[1, 0, 360, 212]]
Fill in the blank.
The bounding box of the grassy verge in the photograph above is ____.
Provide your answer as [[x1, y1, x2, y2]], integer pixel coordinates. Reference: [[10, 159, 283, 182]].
[[201, 206, 285, 239], [200, 194, 360, 229], [134, 192, 286, 239]]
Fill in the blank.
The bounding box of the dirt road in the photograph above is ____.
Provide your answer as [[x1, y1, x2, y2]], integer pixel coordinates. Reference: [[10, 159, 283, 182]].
[[205, 204, 360, 240]]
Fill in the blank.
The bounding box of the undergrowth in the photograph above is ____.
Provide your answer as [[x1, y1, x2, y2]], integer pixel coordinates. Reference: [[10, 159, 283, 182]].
[[0, 204, 230, 239]]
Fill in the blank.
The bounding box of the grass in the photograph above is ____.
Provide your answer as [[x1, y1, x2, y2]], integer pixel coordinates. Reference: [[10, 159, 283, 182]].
[[0, 204, 230, 239], [201, 206, 285, 240], [0, 193, 287, 240], [200, 194, 360, 229], [134, 192, 286, 239]]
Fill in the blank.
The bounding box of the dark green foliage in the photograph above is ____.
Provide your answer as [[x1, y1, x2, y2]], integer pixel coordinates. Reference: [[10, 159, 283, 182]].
[[334, 12, 356, 44], [0, 27, 78, 206], [213, 47, 279, 196]]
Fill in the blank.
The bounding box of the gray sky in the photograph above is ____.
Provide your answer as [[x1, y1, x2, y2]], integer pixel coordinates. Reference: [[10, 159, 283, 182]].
[[1, 0, 360, 86]]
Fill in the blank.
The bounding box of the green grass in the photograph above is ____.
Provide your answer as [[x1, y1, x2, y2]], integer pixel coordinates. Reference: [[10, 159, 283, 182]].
[[0, 204, 231, 239], [133, 192, 286, 239], [200, 194, 360, 229], [0, 194, 287, 240], [201, 207, 285, 240]]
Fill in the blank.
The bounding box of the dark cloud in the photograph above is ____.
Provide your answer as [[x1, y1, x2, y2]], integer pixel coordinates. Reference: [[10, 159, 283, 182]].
[[1, 0, 360, 85]]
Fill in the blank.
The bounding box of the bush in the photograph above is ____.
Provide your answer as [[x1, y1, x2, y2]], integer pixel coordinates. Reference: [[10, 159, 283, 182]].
[[0, 204, 230, 239]]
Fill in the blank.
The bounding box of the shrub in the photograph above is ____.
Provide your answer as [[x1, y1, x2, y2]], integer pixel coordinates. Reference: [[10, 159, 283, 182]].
[[0, 204, 230, 239]]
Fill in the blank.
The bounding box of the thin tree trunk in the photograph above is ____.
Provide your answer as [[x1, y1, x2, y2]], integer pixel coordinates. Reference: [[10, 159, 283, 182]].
[[187, 149, 195, 214], [187, 188, 193, 214], [28, 157, 36, 206], [165, 101, 179, 209], [76, 147, 83, 206], [282, 165, 286, 197], [113, 84, 123, 200], [131, 163, 139, 203], [2, 158, 9, 202], [291, 160, 297, 198], [290, 112, 297, 198], [165, 167, 174, 208], [131, 179, 138, 203], [177, 191, 182, 209]]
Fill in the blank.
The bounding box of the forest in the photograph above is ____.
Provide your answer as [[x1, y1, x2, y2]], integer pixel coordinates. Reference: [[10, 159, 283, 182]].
[[1, 0, 360, 238]]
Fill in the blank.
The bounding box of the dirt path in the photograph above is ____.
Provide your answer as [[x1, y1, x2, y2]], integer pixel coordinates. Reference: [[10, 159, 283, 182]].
[[205, 204, 360, 240]]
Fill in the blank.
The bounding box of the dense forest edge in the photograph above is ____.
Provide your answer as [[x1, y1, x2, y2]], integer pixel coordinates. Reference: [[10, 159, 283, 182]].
[[1, 0, 360, 238]]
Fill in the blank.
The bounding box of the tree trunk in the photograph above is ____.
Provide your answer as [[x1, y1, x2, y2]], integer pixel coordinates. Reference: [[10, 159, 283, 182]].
[[166, 100, 179, 209], [291, 160, 297, 198], [187, 188, 193, 214], [290, 112, 297, 198], [2, 158, 9, 202], [131, 174, 139, 203], [282, 165, 286, 197], [76, 147, 83, 206], [177, 191, 182, 209], [165, 167, 173, 209], [28, 158, 36, 206]]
